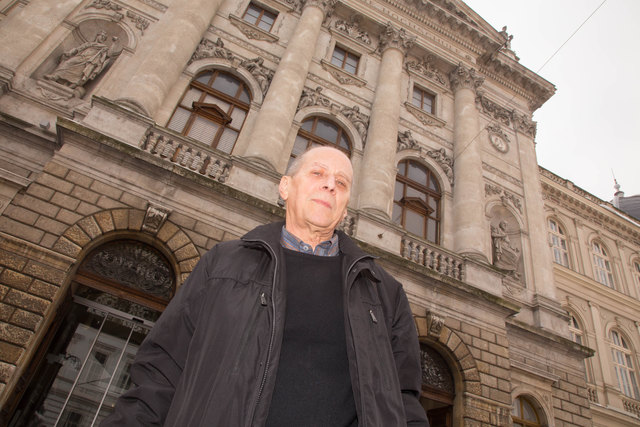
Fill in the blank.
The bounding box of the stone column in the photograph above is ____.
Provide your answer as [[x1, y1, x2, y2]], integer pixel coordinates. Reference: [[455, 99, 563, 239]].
[[449, 64, 489, 262], [108, 0, 224, 117], [357, 23, 414, 217], [0, 0, 82, 88], [243, 0, 336, 173]]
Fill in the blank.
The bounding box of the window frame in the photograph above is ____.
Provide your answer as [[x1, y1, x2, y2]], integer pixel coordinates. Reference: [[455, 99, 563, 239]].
[[591, 240, 615, 289], [289, 116, 352, 169], [393, 159, 442, 244], [511, 395, 542, 427], [242, 2, 278, 33], [411, 85, 436, 115], [548, 218, 570, 267], [610, 330, 640, 400], [167, 70, 251, 154], [330, 45, 360, 75]]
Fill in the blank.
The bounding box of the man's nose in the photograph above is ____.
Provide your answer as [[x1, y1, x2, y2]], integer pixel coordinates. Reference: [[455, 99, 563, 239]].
[[322, 175, 336, 191]]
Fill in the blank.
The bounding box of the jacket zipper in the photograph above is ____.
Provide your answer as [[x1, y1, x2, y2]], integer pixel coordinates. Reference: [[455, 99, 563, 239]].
[[245, 238, 278, 426]]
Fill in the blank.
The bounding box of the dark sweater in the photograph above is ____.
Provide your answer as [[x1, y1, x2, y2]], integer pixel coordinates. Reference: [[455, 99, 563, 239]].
[[265, 249, 358, 427]]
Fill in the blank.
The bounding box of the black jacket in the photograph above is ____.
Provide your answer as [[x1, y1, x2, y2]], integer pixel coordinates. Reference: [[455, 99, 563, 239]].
[[103, 222, 429, 426]]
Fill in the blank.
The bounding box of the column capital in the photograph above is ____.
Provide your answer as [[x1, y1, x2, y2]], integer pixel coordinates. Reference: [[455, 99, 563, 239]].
[[449, 63, 484, 93], [377, 22, 415, 56], [300, 0, 337, 16]]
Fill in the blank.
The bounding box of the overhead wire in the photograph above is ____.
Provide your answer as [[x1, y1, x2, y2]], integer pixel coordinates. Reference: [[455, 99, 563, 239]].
[[452, 0, 607, 162]]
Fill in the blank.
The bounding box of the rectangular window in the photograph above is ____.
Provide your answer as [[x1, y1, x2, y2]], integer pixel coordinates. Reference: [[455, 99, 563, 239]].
[[412, 86, 435, 114], [243, 3, 277, 32], [331, 46, 359, 74]]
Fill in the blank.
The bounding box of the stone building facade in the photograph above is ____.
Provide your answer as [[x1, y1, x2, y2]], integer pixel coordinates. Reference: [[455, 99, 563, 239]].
[[0, 0, 637, 425]]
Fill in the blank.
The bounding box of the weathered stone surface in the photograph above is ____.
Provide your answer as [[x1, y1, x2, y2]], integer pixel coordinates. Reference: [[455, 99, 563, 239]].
[[53, 236, 82, 258], [4, 289, 50, 314], [0, 270, 32, 291], [0, 341, 23, 364], [0, 321, 33, 346], [29, 280, 59, 300]]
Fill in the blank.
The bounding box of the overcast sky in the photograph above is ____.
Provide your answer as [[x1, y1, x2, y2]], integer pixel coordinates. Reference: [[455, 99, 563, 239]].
[[463, 0, 640, 202]]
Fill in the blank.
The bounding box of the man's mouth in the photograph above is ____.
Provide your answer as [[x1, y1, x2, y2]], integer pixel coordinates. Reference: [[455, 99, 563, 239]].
[[312, 199, 332, 209]]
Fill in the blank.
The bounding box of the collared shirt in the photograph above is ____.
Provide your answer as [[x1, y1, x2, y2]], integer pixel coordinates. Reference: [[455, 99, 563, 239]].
[[280, 226, 340, 257]]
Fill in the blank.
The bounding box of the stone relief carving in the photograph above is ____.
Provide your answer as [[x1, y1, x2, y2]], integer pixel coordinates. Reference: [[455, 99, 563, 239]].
[[406, 55, 447, 87], [126, 10, 150, 35], [449, 62, 484, 93], [491, 220, 521, 277], [404, 102, 446, 128], [397, 130, 420, 151], [420, 345, 455, 394], [85, 0, 122, 11], [321, 60, 367, 87], [142, 204, 171, 233], [486, 123, 510, 153], [475, 90, 512, 126], [376, 22, 415, 55], [300, 0, 337, 15], [513, 111, 537, 138], [485, 183, 523, 213], [426, 148, 454, 185], [189, 38, 234, 63], [298, 86, 331, 109], [230, 15, 279, 43], [239, 57, 274, 95], [426, 311, 445, 338], [334, 14, 372, 45], [44, 30, 122, 97], [340, 105, 369, 142]]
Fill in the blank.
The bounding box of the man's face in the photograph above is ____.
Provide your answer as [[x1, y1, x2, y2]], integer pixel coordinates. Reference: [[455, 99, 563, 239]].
[[279, 147, 353, 235]]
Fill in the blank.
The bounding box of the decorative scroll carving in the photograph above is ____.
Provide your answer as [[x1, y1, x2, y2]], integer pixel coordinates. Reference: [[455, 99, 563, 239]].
[[420, 345, 455, 394], [340, 105, 369, 143], [404, 102, 446, 128], [406, 55, 447, 87], [377, 22, 415, 55], [486, 123, 510, 153], [81, 240, 174, 298], [189, 38, 234, 64], [513, 111, 537, 138], [485, 183, 523, 213], [44, 30, 122, 96], [126, 10, 150, 35], [401, 236, 464, 281], [426, 311, 444, 338], [298, 86, 331, 110], [334, 14, 371, 45], [491, 220, 521, 275], [476, 91, 511, 126], [240, 57, 273, 95], [142, 204, 170, 233], [449, 63, 483, 93], [141, 130, 231, 183], [85, 0, 122, 11]]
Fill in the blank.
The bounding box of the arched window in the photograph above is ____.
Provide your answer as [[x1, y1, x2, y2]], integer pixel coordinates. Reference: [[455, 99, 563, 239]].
[[633, 259, 640, 298], [548, 218, 569, 267], [610, 330, 640, 399], [393, 159, 441, 243], [591, 241, 615, 288], [512, 396, 541, 427], [289, 116, 351, 168], [167, 70, 251, 153], [568, 314, 583, 345]]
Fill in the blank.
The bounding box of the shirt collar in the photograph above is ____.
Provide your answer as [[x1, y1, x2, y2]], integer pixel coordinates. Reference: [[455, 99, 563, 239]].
[[280, 226, 340, 257]]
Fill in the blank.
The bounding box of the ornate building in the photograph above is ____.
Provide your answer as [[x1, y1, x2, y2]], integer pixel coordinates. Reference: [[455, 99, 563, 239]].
[[0, 0, 637, 425]]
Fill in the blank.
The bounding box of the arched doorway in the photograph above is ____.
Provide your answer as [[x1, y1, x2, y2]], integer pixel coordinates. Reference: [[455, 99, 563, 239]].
[[420, 344, 455, 427], [9, 239, 175, 426]]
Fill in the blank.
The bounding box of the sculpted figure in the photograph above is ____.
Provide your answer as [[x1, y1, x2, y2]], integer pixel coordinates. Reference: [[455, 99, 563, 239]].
[[341, 105, 369, 141], [491, 220, 520, 273], [45, 31, 120, 90], [298, 86, 330, 109]]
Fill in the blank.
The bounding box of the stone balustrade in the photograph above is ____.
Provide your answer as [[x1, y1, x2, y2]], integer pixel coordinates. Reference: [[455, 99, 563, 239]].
[[587, 386, 598, 403], [623, 397, 640, 417], [401, 236, 465, 281], [140, 128, 230, 183]]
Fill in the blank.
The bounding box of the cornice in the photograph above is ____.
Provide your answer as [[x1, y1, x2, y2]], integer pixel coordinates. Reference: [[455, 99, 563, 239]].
[[540, 167, 640, 246]]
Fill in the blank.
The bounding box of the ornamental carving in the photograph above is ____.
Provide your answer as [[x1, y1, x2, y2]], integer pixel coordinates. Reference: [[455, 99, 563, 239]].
[[338, 213, 356, 236], [85, 0, 122, 11], [376, 22, 415, 55], [81, 240, 174, 299], [406, 55, 447, 87], [486, 123, 510, 153], [426, 148, 454, 185], [485, 183, 523, 213], [189, 38, 234, 64], [426, 311, 445, 338], [449, 63, 483, 93], [340, 105, 369, 142], [126, 10, 150, 35], [239, 57, 274, 95], [476, 91, 512, 126], [334, 15, 372, 45], [420, 345, 454, 394], [397, 130, 419, 151], [321, 60, 367, 87], [298, 86, 331, 109], [230, 15, 279, 43], [513, 111, 537, 138], [491, 220, 521, 275], [142, 204, 171, 233], [404, 102, 446, 128], [301, 0, 337, 15]]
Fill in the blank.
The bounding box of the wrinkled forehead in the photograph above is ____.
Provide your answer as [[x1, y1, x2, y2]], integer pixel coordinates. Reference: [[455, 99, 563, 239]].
[[301, 148, 353, 177]]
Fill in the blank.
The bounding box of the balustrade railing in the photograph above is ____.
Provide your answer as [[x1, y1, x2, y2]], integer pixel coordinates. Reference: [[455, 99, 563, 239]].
[[623, 397, 640, 417], [140, 128, 230, 183], [401, 236, 464, 281]]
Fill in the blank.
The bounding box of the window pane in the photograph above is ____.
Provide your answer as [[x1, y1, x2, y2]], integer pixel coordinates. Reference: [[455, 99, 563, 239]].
[[229, 107, 247, 128], [301, 119, 313, 132], [188, 116, 219, 144], [203, 94, 231, 112], [331, 47, 346, 67], [239, 87, 250, 104], [392, 204, 403, 224], [406, 186, 426, 202], [195, 72, 212, 85], [394, 181, 404, 201], [180, 88, 203, 108], [522, 400, 537, 421], [211, 74, 241, 98], [407, 162, 427, 184], [427, 219, 437, 243], [217, 128, 238, 153], [315, 119, 339, 142], [167, 107, 191, 132], [405, 209, 425, 237], [293, 135, 309, 156]]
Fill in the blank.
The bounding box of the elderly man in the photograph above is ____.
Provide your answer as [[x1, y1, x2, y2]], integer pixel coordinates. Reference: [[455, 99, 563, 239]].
[[103, 146, 428, 426]]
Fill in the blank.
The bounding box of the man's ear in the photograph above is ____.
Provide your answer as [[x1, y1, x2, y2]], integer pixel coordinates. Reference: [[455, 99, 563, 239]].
[[278, 176, 290, 201]]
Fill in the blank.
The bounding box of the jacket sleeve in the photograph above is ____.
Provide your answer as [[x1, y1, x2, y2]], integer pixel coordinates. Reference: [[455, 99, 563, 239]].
[[100, 249, 213, 426], [387, 273, 430, 427]]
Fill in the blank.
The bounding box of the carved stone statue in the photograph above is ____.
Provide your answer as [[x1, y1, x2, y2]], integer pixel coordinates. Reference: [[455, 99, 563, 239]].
[[341, 105, 369, 141], [397, 130, 418, 151], [491, 220, 520, 274], [45, 30, 120, 92], [240, 57, 271, 95], [298, 86, 330, 109], [191, 37, 233, 62]]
